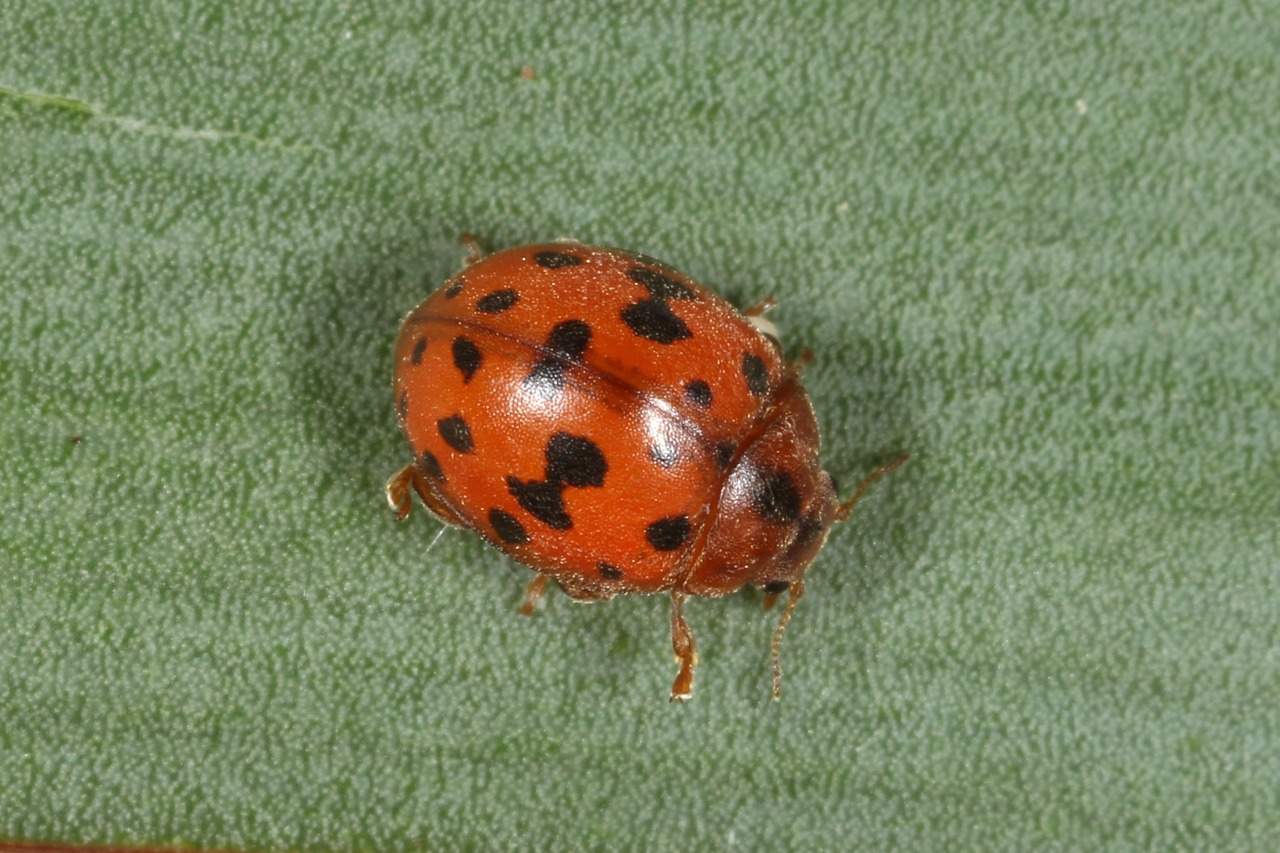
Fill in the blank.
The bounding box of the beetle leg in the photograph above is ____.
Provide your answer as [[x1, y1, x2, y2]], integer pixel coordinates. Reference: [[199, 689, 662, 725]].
[[744, 295, 777, 317], [770, 580, 806, 700], [669, 591, 698, 702], [459, 233, 484, 266], [386, 463, 467, 527], [386, 464, 428, 522], [519, 575, 549, 616], [745, 297, 781, 344]]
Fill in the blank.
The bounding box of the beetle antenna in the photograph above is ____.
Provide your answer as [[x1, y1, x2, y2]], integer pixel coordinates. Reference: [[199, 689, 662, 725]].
[[834, 454, 910, 522]]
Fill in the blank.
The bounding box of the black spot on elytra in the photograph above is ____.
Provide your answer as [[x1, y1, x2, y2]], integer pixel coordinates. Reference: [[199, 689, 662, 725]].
[[444, 280, 464, 299], [411, 337, 428, 365], [545, 320, 591, 360], [489, 508, 529, 544], [476, 289, 519, 314], [714, 441, 736, 470], [524, 360, 565, 398], [506, 431, 608, 530], [419, 450, 444, 480], [437, 414, 474, 453], [621, 300, 691, 344], [534, 250, 584, 269], [598, 562, 624, 580], [397, 393, 408, 421], [743, 353, 769, 396], [752, 470, 802, 523], [684, 379, 712, 407], [626, 252, 683, 278], [507, 476, 571, 529], [452, 336, 482, 383], [627, 267, 698, 301], [620, 265, 699, 345], [522, 321, 592, 400], [763, 580, 791, 594], [545, 432, 607, 487], [645, 515, 691, 551]]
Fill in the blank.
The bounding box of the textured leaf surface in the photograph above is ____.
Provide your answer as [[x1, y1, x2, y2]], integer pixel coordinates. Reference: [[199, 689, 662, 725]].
[[2, 1, 1277, 850]]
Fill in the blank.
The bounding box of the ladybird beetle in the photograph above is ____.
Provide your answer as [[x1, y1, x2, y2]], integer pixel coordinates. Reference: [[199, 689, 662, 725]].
[[387, 238, 907, 700]]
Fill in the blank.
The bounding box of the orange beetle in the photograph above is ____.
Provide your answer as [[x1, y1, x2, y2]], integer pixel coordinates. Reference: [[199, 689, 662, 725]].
[[388, 238, 906, 700]]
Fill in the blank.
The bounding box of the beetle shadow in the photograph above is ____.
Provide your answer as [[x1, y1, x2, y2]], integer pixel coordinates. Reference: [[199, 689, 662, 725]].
[[283, 225, 662, 667], [718, 270, 932, 624], [796, 320, 929, 615], [287, 226, 463, 504]]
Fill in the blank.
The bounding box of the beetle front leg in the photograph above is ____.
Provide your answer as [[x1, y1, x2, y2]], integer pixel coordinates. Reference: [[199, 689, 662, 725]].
[[386, 464, 430, 522]]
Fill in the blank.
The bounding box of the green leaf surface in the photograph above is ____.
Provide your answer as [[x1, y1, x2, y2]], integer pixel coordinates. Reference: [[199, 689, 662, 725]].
[[3, 1, 1277, 850]]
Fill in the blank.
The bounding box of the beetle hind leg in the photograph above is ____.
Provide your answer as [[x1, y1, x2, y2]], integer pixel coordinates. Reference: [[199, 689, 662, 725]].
[[669, 591, 698, 702], [519, 575, 549, 616]]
